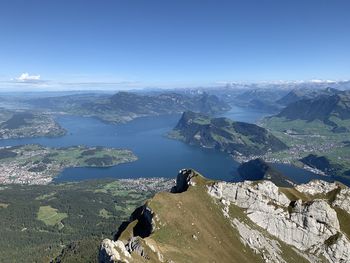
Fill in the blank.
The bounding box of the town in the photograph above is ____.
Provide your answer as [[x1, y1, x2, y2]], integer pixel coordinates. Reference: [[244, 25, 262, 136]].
[[0, 144, 137, 185]]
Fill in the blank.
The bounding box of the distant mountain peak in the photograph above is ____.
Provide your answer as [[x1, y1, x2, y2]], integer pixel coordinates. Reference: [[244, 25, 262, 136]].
[[277, 91, 350, 123]]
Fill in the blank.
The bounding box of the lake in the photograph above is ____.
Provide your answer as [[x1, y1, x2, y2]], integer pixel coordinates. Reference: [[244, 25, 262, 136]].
[[0, 106, 348, 186]]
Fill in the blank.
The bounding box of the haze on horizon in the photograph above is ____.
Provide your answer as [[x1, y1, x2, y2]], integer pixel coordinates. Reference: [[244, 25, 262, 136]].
[[0, 0, 349, 91]]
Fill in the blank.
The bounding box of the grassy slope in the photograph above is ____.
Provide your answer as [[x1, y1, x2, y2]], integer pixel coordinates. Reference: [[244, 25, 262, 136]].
[[37, 205, 68, 227], [118, 175, 311, 263], [147, 184, 263, 262]]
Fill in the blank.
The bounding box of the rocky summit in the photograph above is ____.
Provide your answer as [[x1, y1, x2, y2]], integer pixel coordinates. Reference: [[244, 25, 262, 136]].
[[99, 169, 350, 263]]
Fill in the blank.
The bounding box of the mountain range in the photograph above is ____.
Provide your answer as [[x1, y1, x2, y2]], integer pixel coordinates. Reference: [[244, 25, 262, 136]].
[[27, 91, 231, 123], [278, 91, 350, 120], [276, 87, 341, 106]]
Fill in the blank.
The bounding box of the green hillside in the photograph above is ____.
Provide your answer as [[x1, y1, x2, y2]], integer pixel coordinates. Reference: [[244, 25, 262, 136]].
[[261, 92, 350, 179], [170, 111, 287, 156]]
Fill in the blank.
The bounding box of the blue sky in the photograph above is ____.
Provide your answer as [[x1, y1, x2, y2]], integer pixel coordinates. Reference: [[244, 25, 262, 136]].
[[0, 0, 350, 90]]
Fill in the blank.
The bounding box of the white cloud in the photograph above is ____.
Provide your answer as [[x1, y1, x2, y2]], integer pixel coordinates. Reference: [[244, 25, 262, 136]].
[[16, 72, 41, 82], [310, 79, 336, 84]]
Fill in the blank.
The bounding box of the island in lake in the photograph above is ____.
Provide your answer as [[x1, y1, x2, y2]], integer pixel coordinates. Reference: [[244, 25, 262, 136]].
[[0, 144, 137, 185]]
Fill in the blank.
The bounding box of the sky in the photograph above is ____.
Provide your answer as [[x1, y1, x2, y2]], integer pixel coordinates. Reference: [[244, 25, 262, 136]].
[[0, 0, 350, 90]]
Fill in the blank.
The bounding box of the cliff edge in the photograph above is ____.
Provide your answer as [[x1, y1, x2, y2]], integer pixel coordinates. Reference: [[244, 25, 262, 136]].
[[100, 169, 350, 263]]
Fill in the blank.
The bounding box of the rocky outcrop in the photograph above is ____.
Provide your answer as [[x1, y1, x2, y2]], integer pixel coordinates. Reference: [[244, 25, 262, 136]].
[[208, 180, 290, 208], [295, 180, 339, 195], [333, 187, 350, 212], [324, 234, 350, 262], [100, 169, 350, 263], [232, 218, 287, 263], [171, 168, 197, 193], [99, 239, 131, 263], [208, 180, 350, 262], [101, 204, 156, 262]]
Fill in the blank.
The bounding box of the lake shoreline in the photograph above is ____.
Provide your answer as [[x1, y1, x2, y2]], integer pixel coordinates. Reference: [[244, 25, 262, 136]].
[[1, 108, 345, 186]]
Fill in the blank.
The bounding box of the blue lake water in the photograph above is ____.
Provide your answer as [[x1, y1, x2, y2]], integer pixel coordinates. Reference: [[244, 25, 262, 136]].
[[221, 105, 274, 123], [0, 107, 349, 186]]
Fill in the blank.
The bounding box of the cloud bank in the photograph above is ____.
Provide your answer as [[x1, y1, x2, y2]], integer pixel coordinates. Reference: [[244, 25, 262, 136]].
[[16, 72, 41, 82], [0, 73, 143, 91]]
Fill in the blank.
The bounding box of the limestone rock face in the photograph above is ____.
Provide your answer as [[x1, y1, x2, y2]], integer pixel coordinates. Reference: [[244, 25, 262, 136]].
[[295, 180, 338, 195], [232, 218, 287, 263], [99, 239, 131, 263], [333, 188, 350, 213], [100, 203, 157, 263], [208, 180, 350, 262], [324, 234, 350, 262], [208, 180, 290, 209]]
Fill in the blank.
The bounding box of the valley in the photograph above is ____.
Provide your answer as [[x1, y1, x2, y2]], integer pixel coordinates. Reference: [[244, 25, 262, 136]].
[[260, 91, 350, 180], [24, 91, 231, 124]]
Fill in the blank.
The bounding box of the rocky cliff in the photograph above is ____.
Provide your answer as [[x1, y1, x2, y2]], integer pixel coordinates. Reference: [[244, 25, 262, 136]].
[[100, 170, 350, 263]]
